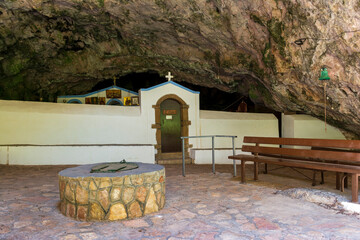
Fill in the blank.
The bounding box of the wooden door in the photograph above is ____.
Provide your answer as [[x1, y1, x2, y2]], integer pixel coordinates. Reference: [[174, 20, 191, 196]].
[[160, 99, 181, 153]]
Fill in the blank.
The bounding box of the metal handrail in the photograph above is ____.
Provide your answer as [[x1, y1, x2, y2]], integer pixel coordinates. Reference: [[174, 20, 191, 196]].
[[180, 135, 237, 177]]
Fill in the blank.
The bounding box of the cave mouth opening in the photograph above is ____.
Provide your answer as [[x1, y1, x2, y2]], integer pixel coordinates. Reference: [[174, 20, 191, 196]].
[[92, 71, 276, 113]]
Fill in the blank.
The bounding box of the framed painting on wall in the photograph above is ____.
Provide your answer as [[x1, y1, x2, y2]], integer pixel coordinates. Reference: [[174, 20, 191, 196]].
[[131, 96, 139, 105], [124, 97, 131, 106], [85, 97, 98, 104], [106, 90, 121, 98], [99, 97, 106, 105]]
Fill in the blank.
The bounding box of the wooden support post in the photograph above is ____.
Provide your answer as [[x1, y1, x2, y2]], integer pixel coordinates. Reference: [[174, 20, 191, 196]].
[[254, 162, 258, 180], [336, 172, 341, 190], [351, 173, 359, 203], [241, 160, 246, 183]]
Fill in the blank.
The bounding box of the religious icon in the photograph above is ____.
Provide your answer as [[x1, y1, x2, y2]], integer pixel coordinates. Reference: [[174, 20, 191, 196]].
[[99, 97, 106, 105], [131, 96, 139, 105], [85, 97, 98, 104], [124, 97, 131, 106], [106, 90, 121, 98]]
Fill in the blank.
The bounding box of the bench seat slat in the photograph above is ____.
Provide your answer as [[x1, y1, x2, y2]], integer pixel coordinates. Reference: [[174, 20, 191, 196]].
[[244, 136, 360, 149], [241, 145, 360, 163], [229, 154, 360, 174]]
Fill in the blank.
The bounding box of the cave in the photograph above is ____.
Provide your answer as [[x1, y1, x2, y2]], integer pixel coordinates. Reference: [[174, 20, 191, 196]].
[[1, 1, 360, 138]]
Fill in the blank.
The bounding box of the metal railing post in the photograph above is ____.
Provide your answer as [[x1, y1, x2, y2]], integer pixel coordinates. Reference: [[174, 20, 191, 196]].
[[232, 136, 236, 177], [182, 137, 185, 177], [212, 136, 215, 174], [180, 135, 237, 176]]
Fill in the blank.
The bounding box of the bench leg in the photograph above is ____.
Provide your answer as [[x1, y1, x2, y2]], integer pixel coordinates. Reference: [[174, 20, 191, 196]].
[[254, 162, 258, 180], [241, 160, 246, 183], [264, 163, 268, 174], [344, 173, 348, 189], [341, 174, 348, 192], [336, 172, 341, 190], [312, 171, 316, 186], [352, 173, 359, 203], [321, 171, 324, 184]]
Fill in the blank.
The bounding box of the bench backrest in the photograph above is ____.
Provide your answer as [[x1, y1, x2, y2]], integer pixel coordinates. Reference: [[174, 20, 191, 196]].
[[242, 136, 360, 163]]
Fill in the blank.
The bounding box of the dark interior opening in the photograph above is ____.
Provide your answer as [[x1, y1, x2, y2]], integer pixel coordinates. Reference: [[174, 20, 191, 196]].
[[91, 71, 277, 114]]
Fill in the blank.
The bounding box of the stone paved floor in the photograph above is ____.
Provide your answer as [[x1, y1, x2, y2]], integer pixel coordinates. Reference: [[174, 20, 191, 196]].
[[1, 164, 360, 240]]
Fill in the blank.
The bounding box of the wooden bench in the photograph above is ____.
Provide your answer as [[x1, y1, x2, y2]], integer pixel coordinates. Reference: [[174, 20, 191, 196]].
[[228, 136, 360, 203]]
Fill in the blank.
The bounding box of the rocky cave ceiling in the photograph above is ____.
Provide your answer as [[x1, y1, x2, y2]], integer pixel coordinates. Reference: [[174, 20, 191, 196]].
[[1, 0, 360, 137]]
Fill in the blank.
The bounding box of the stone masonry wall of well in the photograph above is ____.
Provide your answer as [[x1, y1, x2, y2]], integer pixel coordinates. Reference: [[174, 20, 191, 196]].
[[58, 168, 165, 221]]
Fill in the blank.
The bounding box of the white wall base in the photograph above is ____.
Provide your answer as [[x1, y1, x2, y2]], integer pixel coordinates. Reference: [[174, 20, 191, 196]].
[[0, 145, 155, 165]]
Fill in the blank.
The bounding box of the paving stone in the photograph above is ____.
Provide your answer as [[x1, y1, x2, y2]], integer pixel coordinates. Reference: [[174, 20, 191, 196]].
[[79, 232, 98, 240], [195, 204, 207, 209], [231, 197, 249, 202], [219, 231, 252, 240], [59, 234, 80, 240], [144, 229, 171, 237], [194, 232, 217, 240], [123, 219, 149, 228], [0, 224, 11, 234], [213, 213, 232, 220], [175, 230, 195, 238], [174, 209, 196, 220], [241, 222, 257, 230], [253, 217, 280, 230], [13, 221, 32, 228], [198, 209, 214, 215]]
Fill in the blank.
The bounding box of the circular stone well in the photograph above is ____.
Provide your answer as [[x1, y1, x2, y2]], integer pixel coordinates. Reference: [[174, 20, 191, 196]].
[[58, 162, 165, 221]]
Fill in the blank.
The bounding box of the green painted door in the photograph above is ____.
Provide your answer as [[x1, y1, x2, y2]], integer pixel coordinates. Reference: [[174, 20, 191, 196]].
[[160, 99, 181, 153]]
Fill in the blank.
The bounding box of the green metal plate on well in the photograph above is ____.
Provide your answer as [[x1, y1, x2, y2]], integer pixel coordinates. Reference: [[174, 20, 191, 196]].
[[90, 161, 138, 173]]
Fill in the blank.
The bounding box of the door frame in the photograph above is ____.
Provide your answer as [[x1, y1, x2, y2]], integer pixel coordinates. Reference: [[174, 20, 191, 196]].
[[152, 94, 191, 161]]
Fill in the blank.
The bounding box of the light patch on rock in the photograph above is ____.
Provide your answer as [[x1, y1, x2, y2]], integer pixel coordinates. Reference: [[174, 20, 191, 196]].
[[276, 188, 360, 215], [340, 202, 360, 214]]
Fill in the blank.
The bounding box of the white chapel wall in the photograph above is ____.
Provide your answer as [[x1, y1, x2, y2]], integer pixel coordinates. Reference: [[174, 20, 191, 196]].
[[139, 82, 201, 148]]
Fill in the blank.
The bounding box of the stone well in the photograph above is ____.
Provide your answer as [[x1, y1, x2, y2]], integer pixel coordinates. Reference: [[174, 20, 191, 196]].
[[58, 162, 165, 221]]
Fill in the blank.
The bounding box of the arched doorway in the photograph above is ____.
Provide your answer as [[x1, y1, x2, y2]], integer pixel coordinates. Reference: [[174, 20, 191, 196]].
[[160, 99, 181, 153], [152, 94, 191, 162], [106, 99, 123, 105]]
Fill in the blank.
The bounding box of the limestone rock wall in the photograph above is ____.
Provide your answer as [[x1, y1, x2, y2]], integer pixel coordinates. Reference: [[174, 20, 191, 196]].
[[1, 0, 360, 136]]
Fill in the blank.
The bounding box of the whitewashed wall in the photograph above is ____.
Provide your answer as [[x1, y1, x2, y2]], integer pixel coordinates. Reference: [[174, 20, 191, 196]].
[[199, 110, 279, 148], [191, 110, 279, 164], [282, 114, 345, 139], [0, 100, 154, 165], [0, 145, 154, 165], [0, 100, 146, 145]]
